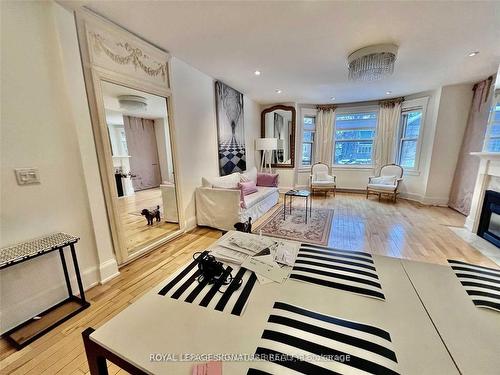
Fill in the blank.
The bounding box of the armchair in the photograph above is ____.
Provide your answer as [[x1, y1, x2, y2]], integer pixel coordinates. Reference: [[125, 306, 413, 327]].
[[366, 164, 404, 202], [310, 162, 336, 197]]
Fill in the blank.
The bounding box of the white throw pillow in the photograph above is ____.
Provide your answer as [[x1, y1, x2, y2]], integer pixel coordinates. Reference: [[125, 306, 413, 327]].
[[209, 173, 241, 189], [371, 175, 397, 185], [315, 171, 329, 181], [240, 166, 257, 184]]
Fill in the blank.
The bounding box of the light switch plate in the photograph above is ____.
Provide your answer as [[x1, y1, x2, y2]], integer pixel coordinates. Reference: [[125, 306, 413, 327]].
[[15, 168, 40, 185]]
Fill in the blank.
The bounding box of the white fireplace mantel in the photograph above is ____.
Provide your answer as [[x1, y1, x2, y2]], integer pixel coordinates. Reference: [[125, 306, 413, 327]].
[[465, 152, 500, 232]]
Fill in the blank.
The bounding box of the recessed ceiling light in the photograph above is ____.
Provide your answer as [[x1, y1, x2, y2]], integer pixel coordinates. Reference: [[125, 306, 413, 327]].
[[468, 51, 479, 57], [254, 70, 261, 76], [330, 97, 336, 101], [275, 89, 282, 94], [386, 91, 392, 95]]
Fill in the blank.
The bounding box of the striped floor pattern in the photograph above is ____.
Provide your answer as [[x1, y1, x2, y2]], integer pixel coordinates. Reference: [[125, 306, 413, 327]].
[[289, 244, 385, 300], [158, 251, 257, 316], [448, 259, 500, 312], [247, 302, 399, 375]]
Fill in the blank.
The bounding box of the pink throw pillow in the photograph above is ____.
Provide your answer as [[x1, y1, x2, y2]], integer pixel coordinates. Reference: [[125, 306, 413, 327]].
[[238, 181, 258, 208], [257, 173, 279, 187]]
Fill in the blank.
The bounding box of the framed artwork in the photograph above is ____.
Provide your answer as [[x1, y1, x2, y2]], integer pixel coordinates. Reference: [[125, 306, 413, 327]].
[[215, 81, 246, 176]]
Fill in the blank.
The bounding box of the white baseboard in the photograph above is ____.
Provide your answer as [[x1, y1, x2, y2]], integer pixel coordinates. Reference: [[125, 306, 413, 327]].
[[99, 258, 120, 284], [399, 192, 449, 206]]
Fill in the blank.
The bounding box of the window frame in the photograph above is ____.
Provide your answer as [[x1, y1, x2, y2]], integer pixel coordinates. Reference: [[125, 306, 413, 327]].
[[483, 92, 500, 152], [396, 97, 428, 175], [299, 108, 317, 169], [332, 105, 379, 169]]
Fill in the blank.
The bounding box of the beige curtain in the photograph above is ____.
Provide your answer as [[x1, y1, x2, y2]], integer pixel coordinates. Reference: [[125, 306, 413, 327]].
[[314, 108, 335, 164], [449, 76, 495, 215], [373, 100, 402, 172]]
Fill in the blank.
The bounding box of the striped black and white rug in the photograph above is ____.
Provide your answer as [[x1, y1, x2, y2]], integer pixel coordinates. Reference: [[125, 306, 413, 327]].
[[289, 244, 385, 300], [247, 302, 399, 375], [448, 259, 500, 312], [158, 251, 257, 316]]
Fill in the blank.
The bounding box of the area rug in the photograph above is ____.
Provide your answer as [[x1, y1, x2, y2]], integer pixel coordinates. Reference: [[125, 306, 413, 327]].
[[253, 207, 333, 246]]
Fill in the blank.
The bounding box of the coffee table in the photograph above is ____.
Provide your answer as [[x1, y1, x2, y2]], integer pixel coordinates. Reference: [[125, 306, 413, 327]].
[[284, 189, 312, 223]]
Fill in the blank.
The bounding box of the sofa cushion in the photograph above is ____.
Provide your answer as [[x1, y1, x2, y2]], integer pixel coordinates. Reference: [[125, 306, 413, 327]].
[[257, 172, 279, 187], [312, 178, 336, 187], [240, 166, 257, 184], [204, 173, 241, 189], [371, 175, 397, 185], [367, 183, 396, 191], [244, 186, 278, 208]]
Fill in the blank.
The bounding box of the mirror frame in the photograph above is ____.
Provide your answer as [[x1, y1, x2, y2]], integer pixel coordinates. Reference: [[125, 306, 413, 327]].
[[75, 8, 185, 265], [261, 105, 296, 169]]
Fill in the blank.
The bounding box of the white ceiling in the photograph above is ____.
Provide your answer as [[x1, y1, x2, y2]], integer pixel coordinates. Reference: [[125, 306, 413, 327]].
[[65, 1, 499, 104], [101, 81, 167, 120]]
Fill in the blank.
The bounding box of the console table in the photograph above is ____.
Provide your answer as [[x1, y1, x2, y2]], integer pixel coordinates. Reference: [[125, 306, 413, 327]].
[[1, 232, 90, 349]]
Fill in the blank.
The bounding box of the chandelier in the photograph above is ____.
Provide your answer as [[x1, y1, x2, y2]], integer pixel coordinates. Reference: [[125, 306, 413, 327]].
[[347, 44, 398, 81]]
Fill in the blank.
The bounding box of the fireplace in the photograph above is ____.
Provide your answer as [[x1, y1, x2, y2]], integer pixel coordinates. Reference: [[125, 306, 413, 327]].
[[477, 190, 500, 247]]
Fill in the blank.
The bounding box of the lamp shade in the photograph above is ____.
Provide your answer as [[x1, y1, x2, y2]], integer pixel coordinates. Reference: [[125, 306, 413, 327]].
[[255, 138, 278, 151]]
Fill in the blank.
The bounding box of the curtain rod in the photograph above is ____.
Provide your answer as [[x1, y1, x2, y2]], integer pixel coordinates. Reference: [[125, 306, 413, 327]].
[[316, 104, 337, 111]]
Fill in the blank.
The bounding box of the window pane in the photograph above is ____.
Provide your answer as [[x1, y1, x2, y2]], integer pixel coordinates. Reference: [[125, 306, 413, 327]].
[[487, 138, 500, 152], [336, 129, 376, 140], [303, 131, 314, 142], [490, 124, 500, 138], [302, 144, 312, 165], [335, 112, 377, 130], [399, 140, 417, 168], [304, 116, 316, 131], [403, 111, 422, 138], [334, 141, 373, 165]]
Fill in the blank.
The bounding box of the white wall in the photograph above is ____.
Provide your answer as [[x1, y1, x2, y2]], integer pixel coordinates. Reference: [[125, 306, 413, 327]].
[[170, 58, 261, 229], [425, 84, 473, 203], [0, 1, 107, 332]]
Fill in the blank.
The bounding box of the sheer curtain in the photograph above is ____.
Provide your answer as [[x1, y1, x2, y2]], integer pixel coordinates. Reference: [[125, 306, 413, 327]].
[[373, 100, 402, 172], [314, 106, 335, 164], [449, 76, 495, 215]]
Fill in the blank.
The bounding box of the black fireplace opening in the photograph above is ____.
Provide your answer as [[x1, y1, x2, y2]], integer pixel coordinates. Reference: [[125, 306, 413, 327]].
[[477, 190, 500, 248]]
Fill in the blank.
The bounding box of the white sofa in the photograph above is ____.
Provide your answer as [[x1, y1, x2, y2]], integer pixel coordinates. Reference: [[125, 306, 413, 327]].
[[195, 167, 279, 231]]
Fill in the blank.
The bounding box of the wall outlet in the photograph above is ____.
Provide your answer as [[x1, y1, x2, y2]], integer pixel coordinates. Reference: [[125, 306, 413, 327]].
[[15, 168, 40, 185]]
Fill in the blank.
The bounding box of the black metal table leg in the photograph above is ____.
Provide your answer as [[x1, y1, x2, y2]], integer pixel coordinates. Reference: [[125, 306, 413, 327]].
[[70, 243, 86, 303], [305, 196, 308, 224], [59, 247, 73, 298], [283, 195, 286, 220], [310, 195, 312, 216]]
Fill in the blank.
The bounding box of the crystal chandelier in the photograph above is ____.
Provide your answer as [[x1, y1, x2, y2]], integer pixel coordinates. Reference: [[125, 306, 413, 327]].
[[348, 44, 398, 81]]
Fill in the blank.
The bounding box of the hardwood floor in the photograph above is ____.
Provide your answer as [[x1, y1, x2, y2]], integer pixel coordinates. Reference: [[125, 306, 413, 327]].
[[1, 193, 497, 374], [117, 188, 180, 255]]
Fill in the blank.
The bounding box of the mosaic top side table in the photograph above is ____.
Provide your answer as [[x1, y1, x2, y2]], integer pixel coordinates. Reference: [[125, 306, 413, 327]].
[[0, 232, 90, 349]]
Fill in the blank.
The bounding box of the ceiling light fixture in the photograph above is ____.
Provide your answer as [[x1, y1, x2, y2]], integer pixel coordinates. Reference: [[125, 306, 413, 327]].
[[468, 51, 479, 57], [330, 97, 336, 101], [348, 44, 398, 81], [275, 89, 282, 94], [254, 70, 261, 76], [118, 95, 147, 111], [386, 91, 392, 95]]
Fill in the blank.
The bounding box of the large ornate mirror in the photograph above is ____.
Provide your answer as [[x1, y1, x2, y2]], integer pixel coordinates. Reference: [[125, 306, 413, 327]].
[[261, 105, 296, 168]]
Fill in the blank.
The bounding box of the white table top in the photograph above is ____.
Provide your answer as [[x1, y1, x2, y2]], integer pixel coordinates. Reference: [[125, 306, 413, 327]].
[[90, 232, 499, 374]]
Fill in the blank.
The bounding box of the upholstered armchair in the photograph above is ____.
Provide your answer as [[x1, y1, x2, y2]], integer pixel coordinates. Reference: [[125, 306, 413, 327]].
[[310, 162, 336, 197], [366, 164, 404, 202]]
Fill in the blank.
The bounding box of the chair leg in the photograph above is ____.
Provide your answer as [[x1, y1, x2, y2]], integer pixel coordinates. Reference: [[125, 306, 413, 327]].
[[366, 188, 369, 199], [333, 186, 336, 197], [378, 193, 381, 202]]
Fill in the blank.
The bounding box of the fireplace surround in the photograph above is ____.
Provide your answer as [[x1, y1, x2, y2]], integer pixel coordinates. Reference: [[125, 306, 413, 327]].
[[477, 190, 500, 247]]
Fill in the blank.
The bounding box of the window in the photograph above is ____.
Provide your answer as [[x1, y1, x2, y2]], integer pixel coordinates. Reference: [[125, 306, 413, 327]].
[[333, 111, 377, 165], [485, 99, 500, 152], [397, 109, 423, 169], [302, 115, 316, 166]]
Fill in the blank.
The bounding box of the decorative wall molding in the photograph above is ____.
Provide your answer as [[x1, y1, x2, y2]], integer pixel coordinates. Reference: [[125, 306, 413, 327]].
[[90, 32, 168, 82]]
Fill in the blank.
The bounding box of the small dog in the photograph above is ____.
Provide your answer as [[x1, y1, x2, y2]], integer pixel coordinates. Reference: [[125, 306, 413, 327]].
[[141, 205, 161, 225]]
